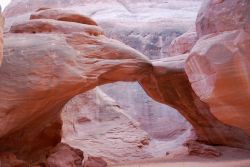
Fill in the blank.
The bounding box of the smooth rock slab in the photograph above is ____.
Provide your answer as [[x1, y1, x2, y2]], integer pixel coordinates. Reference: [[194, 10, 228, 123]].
[[186, 30, 250, 135]]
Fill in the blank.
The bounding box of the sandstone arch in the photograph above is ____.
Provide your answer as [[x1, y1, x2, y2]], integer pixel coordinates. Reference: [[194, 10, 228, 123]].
[[0, 8, 249, 164]]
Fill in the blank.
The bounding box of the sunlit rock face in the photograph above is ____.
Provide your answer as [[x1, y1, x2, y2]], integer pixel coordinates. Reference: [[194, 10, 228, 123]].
[[186, 30, 250, 135], [186, 0, 250, 136], [196, 0, 250, 37], [167, 28, 198, 57], [140, 55, 250, 150], [0, 8, 152, 163], [3, 0, 200, 142]]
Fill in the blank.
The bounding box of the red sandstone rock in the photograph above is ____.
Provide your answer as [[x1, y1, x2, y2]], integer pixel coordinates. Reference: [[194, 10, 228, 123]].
[[84, 156, 107, 167], [45, 143, 84, 167], [30, 8, 98, 26], [10, 19, 103, 35], [140, 55, 250, 149], [186, 30, 250, 135], [0, 152, 29, 167], [0, 9, 152, 163], [196, 0, 250, 37], [167, 30, 198, 56], [4, 0, 202, 59]]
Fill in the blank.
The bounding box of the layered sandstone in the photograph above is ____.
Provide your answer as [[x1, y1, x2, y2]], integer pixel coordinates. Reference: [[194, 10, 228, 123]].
[[167, 29, 198, 56], [4, 0, 202, 59], [186, 0, 250, 135], [196, 0, 250, 37], [186, 30, 250, 135], [3, 0, 197, 144], [0, 0, 250, 165], [3, 0, 200, 145], [0, 8, 152, 163], [140, 55, 250, 149]]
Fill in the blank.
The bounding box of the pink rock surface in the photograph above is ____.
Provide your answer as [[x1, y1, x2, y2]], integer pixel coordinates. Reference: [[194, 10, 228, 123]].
[[196, 0, 250, 37], [45, 143, 84, 167], [62, 88, 152, 164], [4, 0, 202, 59], [0, 8, 152, 163], [167, 30, 198, 56], [186, 30, 250, 135], [140, 55, 250, 150]]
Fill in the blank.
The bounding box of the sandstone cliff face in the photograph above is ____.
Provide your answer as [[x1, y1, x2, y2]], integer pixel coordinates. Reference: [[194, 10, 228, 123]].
[[186, 0, 250, 136]]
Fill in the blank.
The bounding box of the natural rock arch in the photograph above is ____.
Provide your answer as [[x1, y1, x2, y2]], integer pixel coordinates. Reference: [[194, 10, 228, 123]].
[[0, 8, 250, 163]]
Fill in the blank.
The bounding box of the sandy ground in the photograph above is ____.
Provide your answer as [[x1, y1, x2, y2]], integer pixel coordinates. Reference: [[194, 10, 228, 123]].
[[110, 146, 250, 167]]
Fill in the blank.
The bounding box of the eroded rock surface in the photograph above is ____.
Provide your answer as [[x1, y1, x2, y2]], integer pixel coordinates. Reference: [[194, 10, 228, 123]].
[[186, 0, 250, 136], [62, 88, 152, 164], [4, 0, 202, 59], [45, 143, 84, 167], [3, 0, 200, 148], [0, 8, 152, 163], [196, 0, 250, 37], [186, 30, 250, 135], [140, 55, 250, 149], [167, 29, 198, 56]]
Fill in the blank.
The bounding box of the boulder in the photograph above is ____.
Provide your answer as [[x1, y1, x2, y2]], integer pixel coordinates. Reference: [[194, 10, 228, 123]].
[[167, 30, 198, 56], [45, 143, 84, 167], [84, 156, 107, 167], [186, 30, 250, 135]]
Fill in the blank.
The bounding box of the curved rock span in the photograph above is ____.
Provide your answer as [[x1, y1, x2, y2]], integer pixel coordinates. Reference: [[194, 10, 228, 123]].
[[140, 55, 250, 149], [0, 1, 250, 165], [0, 8, 151, 163]]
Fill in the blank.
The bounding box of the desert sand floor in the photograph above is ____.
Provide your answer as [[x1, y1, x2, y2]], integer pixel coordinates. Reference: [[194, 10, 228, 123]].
[[110, 146, 250, 167]]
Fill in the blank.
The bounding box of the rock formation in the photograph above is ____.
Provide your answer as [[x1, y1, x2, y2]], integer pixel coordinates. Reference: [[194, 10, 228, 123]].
[[186, 0, 250, 136], [196, 0, 250, 37], [3, 0, 196, 145], [62, 88, 152, 163], [0, 8, 152, 163], [0, 0, 250, 165], [167, 29, 198, 57], [140, 55, 250, 149], [4, 0, 202, 59]]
